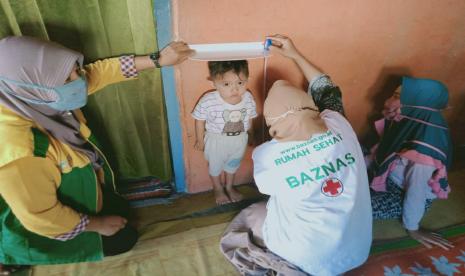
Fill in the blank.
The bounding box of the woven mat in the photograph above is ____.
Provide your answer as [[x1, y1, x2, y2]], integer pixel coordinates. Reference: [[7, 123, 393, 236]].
[[347, 224, 465, 275]]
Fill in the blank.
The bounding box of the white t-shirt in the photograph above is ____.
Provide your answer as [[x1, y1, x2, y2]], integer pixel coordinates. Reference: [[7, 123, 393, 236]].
[[252, 110, 372, 276], [192, 91, 257, 135]]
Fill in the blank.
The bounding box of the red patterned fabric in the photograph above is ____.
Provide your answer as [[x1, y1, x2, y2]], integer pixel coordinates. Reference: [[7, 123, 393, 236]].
[[347, 233, 465, 275]]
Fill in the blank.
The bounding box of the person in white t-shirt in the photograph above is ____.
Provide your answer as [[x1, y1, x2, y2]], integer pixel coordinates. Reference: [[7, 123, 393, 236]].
[[192, 60, 257, 204], [220, 35, 372, 276]]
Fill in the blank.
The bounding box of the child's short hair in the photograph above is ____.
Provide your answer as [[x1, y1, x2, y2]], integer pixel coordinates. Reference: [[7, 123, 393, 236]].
[[208, 60, 249, 79]]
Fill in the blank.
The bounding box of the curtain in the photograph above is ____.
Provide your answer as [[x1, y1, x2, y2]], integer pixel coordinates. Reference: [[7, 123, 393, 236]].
[[0, 0, 173, 181]]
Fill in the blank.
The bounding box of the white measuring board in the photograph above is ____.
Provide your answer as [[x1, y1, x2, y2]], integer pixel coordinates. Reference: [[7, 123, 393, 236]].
[[189, 42, 270, 61]]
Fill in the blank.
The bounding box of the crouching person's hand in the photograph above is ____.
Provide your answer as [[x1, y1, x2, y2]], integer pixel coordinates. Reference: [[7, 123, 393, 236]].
[[87, 215, 127, 236], [408, 229, 454, 250]]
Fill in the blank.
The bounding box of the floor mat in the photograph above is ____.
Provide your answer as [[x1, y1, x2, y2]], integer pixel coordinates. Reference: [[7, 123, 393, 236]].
[[26, 163, 465, 275], [31, 222, 237, 276], [30, 185, 264, 275], [134, 184, 266, 240], [347, 224, 465, 275]]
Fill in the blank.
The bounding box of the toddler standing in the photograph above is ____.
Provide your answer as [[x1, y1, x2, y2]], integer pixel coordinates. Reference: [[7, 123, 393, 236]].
[[192, 60, 257, 204]]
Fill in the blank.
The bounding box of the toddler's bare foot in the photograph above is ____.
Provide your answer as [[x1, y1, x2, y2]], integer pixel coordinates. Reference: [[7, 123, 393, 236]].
[[226, 187, 244, 202], [214, 187, 231, 205]]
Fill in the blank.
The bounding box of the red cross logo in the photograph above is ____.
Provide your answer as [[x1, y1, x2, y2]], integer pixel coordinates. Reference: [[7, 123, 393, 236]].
[[321, 178, 343, 197]]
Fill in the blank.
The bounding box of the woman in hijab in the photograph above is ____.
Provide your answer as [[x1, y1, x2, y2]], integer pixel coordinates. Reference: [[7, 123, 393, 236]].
[[368, 76, 454, 250], [220, 35, 372, 276], [0, 36, 193, 272]]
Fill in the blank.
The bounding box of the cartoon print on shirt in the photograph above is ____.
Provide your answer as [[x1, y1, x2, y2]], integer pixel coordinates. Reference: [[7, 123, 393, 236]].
[[222, 108, 246, 136]]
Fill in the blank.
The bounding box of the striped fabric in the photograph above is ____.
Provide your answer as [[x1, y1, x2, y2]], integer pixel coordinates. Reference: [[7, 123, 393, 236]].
[[192, 91, 257, 134], [119, 178, 172, 201]]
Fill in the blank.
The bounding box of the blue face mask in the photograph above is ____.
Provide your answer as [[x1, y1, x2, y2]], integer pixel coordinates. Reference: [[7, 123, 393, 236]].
[[0, 76, 88, 111], [48, 77, 88, 111]]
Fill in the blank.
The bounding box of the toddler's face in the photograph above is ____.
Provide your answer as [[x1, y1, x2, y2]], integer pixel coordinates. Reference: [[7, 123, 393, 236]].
[[213, 70, 248, 104]]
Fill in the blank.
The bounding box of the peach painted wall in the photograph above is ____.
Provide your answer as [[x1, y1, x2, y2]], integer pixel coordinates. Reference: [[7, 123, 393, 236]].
[[171, 0, 465, 193]]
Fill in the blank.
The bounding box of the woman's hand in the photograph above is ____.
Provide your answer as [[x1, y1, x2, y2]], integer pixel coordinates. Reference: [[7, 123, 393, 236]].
[[158, 41, 195, 66], [266, 34, 323, 83], [266, 34, 301, 60], [87, 215, 127, 236], [408, 229, 454, 250]]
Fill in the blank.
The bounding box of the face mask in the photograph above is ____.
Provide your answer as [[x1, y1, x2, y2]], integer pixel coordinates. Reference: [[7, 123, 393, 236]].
[[48, 77, 88, 111], [0, 76, 88, 111]]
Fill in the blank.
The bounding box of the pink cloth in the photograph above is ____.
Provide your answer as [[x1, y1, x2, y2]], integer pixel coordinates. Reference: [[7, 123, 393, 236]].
[[370, 148, 450, 199], [370, 112, 450, 199]]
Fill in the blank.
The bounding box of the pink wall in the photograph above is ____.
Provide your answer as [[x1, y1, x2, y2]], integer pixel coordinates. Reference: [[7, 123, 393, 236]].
[[172, 0, 465, 193]]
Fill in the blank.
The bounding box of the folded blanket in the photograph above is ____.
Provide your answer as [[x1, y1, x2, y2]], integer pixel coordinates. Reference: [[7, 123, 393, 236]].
[[118, 177, 172, 201]]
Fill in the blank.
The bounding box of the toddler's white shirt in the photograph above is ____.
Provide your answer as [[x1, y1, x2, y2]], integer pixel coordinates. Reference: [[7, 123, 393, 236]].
[[192, 91, 257, 134]]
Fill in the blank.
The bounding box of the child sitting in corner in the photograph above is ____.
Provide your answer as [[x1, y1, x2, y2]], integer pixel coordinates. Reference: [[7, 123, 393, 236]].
[[192, 60, 257, 205]]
